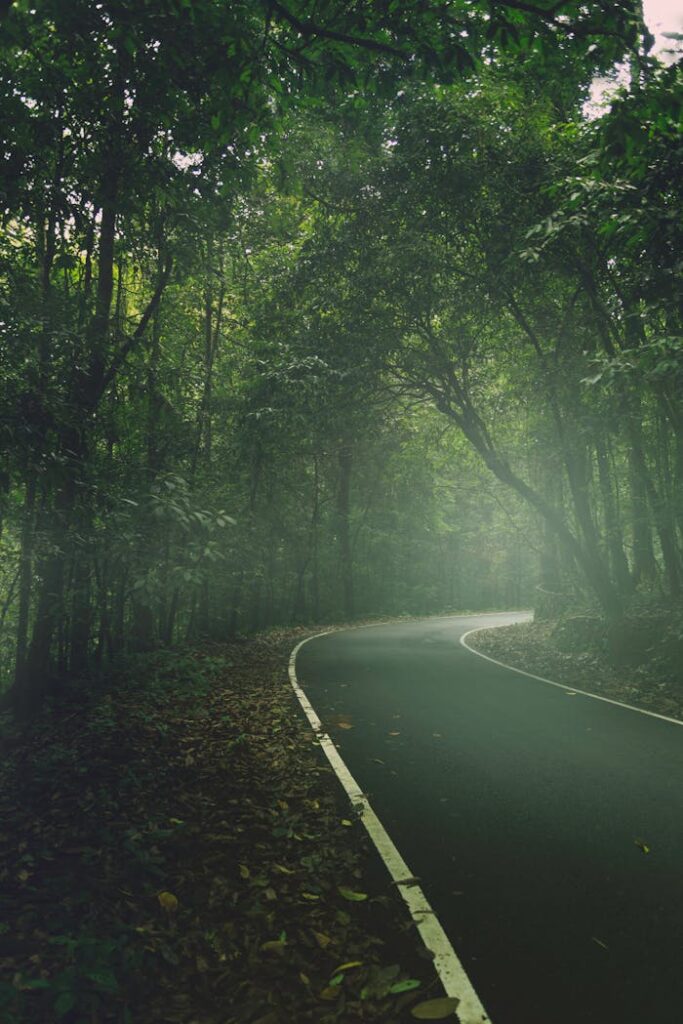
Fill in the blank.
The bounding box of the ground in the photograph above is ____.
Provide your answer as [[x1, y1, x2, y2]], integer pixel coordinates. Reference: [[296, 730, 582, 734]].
[[467, 608, 683, 722], [0, 629, 447, 1024]]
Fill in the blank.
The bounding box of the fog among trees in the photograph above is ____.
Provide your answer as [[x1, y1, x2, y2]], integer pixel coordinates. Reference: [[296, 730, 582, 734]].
[[1, 0, 681, 711]]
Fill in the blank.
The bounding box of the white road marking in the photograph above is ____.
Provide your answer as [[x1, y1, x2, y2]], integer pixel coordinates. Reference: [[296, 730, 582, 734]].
[[289, 629, 492, 1024], [460, 625, 683, 727]]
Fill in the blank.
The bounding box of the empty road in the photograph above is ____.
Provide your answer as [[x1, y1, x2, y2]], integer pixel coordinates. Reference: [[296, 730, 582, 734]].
[[295, 612, 683, 1024]]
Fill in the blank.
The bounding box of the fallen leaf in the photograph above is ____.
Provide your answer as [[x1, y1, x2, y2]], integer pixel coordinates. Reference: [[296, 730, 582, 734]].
[[320, 986, 340, 1000], [337, 722, 353, 730], [411, 997, 461, 1019], [313, 930, 332, 949], [239, 864, 250, 879], [260, 940, 286, 956], [333, 961, 363, 972], [634, 838, 651, 854], [388, 731, 400, 736], [340, 819, 353, 827], [273, 863, 294, 875], [157, 891, 179, 912], [338, 886, 368, 902], [592, 936, 608, 949], [391, 978, 422, 994]]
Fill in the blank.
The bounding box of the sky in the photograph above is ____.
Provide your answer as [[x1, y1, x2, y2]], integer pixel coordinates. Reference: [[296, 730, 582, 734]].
[[643, 0, 683, 58], [586, 0, 682, 114]]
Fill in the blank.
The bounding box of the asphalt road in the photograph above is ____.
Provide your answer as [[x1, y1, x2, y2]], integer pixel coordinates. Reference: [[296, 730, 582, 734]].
[[296, 612, 683, 1024]]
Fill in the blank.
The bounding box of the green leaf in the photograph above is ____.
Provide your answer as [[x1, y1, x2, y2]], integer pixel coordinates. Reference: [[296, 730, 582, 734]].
[[55, 990, 77, 1018], [20, 978, 51, 990], [390, 978, 422, 994], [338, 886, 368, 901], [411, 997, 461, 1019]]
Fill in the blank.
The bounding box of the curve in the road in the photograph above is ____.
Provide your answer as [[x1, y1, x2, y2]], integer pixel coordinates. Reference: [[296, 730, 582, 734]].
[[293, 612, 683, 1024], [461, 625, 683, 727], [290, 627, 492, 1024]]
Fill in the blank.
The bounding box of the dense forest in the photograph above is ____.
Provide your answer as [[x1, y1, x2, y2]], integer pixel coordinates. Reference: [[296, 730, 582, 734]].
[[2, 4, 683, 1024], [0, 0, 681, 709]]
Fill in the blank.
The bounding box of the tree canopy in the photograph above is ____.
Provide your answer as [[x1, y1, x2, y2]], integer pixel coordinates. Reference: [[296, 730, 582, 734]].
[[1, 0, 681, 709]]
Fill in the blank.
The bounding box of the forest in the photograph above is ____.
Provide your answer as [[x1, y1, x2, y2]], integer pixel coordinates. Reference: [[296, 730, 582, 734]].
[[1, 0, 681, 706], [0, 1, 682, 1023]]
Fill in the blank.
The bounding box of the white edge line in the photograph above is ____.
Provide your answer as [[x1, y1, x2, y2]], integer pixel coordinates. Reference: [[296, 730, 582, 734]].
[[289, 629, 492, 1024], [460, 625, 683, 728]]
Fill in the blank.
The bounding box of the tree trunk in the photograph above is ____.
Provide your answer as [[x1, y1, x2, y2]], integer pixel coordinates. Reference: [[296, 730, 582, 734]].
[[449, 401, 624, 623], [595, 433, 632, 594], [337, 444, 354, 619], [14, 476, 37, 686]]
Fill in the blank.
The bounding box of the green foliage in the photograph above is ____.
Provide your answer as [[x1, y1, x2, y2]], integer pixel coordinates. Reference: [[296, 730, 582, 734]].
[[0, 0, 677, 702]]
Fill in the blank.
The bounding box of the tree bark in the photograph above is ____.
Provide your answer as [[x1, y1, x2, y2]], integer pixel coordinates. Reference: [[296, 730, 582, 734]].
[[337, 444, 354, 619]]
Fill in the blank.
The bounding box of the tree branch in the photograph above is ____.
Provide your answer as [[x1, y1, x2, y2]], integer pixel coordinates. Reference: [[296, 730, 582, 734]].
[[100, 254, 173, 397], [269, 1, 409, 60]]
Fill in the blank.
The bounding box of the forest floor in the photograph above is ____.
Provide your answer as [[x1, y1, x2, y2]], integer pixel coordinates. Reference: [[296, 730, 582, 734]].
[[467, 609, 683, 722], [0, 628, 449, 1024]]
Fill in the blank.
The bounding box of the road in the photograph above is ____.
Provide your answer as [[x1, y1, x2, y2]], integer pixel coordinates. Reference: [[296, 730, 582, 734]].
[[295, 612, 683, 1024]]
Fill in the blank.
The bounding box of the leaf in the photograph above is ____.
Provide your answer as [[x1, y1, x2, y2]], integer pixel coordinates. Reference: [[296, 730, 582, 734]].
[[313, 930, 332, 949], [340, 819, 353, 826], [19, 978, 51, 990], [320, 986, 340, 1000], [338, 886, 368, 901], [239, 863, 250, 879], [337, 721, 353, 730], [260, 940, 286, 955], [333, 960, 363, 972], [634, 838, 651, 854], [361, 963, 401, 999], [411, 997, 461, 1019], [391, 978, 422, 994], [157, 891, 179, 912], [55, 990, 77, 1016]]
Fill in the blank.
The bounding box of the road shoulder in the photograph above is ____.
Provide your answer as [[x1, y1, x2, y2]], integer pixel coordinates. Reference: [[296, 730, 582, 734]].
[[464, 617, 683, 723]]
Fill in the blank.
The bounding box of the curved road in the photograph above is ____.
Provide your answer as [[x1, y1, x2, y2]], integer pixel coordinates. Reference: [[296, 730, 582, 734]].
[[296, 613, 683, 1024]]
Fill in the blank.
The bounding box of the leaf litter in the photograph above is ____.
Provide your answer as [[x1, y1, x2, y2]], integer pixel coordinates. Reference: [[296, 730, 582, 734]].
[[0, 629, 444, 1022]]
